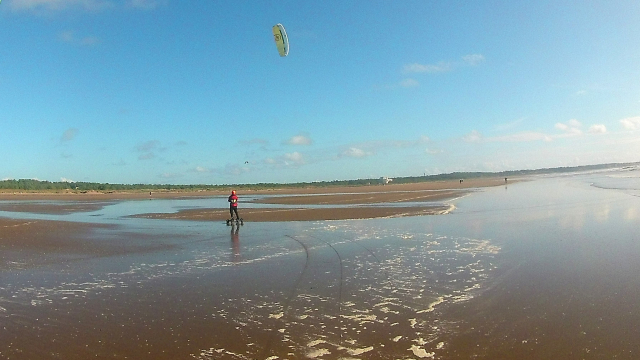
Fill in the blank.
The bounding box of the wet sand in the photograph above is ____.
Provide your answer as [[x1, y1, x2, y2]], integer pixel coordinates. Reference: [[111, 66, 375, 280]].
[[135, 205, 453, 222], [0, 201, 113, 214], [5, 174, 639, 359], [0, 219, 177, 270]]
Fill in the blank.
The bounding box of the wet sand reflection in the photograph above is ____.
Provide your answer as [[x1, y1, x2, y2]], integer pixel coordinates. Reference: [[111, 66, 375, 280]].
[[230, 223, 241, 263]]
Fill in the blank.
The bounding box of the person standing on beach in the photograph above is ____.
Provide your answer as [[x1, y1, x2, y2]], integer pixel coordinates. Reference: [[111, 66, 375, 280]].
[[228, 190, 240, 220]]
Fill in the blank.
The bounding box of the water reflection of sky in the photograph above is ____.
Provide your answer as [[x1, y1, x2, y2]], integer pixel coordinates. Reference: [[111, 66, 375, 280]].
[[2, 169, 640, 359]]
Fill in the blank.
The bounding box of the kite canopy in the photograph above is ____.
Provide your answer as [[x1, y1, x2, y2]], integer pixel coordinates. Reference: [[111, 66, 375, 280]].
[[272, 23, 289, 57]]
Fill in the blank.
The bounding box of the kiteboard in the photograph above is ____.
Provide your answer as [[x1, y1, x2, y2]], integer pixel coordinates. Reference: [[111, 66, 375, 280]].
[[226, 218, 244, 226]]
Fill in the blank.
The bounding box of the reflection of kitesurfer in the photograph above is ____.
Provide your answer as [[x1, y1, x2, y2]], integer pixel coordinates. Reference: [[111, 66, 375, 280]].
[[231, 223, 240, 262], [228, 190, 240, 220]]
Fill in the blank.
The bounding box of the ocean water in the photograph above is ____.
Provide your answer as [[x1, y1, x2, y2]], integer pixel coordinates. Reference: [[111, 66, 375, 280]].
[[1, 168, 639, 359]]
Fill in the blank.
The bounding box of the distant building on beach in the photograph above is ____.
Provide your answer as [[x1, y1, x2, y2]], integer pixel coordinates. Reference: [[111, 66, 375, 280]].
[[380, 177, 393, 185]]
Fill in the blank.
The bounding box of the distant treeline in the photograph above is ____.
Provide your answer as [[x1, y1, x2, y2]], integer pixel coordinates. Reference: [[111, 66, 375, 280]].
[[1, 162, 637, 192]]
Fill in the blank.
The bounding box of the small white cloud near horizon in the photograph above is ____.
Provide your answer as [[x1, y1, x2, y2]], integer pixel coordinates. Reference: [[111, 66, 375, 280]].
[[286, 135, 313, 146], [555, 119, 582, 135], [284, 152, 305, 165], [620, 116, 640, 130], [194, 166, 209, 173], [588, 124, 607, 134], [340, 147, 372, 158], [60, 177, 75, 182], [491, 131, 553, 143], [463, 130, 483, 143]]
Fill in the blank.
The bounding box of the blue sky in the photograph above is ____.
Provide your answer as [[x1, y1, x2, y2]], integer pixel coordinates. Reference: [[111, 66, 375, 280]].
[[1, 0, 639, 185]]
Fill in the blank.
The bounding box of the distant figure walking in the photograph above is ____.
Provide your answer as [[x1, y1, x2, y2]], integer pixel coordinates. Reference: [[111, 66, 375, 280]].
[[505, 177, 508, 183], [228, 190, 240, 220]]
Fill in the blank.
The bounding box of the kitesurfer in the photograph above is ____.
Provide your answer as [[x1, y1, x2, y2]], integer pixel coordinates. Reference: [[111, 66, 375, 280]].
[[228, 190, 240, 221]]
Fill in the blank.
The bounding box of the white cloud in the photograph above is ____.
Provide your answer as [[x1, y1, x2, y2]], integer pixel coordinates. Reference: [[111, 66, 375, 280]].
[[568, 119, 582, 128], [403, 62, 452, 74], [60, 177, 74, 182], [286, 135, 313, 146], [462, 54, 485, 66], [284, 152, 304, 165], [341, 147, 371, 158], [555, 119, 582, 135], [61, 128, 78, 142], [463, 130, 483, 143], [588, 124, 607, 134], [620, 116, 640, 130], [400, 78, 419, 88], [195, 166, 209, 173], [403, 54, 484, 75], [490, 132, 552, 143], [333, 136, 428, 160]]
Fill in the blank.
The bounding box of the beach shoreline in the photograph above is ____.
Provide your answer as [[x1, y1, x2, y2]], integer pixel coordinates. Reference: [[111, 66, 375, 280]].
[[0, 177, 511, 201], [0, 178, 510, 220]]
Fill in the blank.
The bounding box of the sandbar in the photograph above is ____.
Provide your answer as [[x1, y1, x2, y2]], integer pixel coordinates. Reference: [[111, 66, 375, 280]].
[[131, 178, 509, 222]]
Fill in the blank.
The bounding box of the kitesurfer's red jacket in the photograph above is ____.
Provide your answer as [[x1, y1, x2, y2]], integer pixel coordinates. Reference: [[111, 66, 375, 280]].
[[228, 194, 238, 207]]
